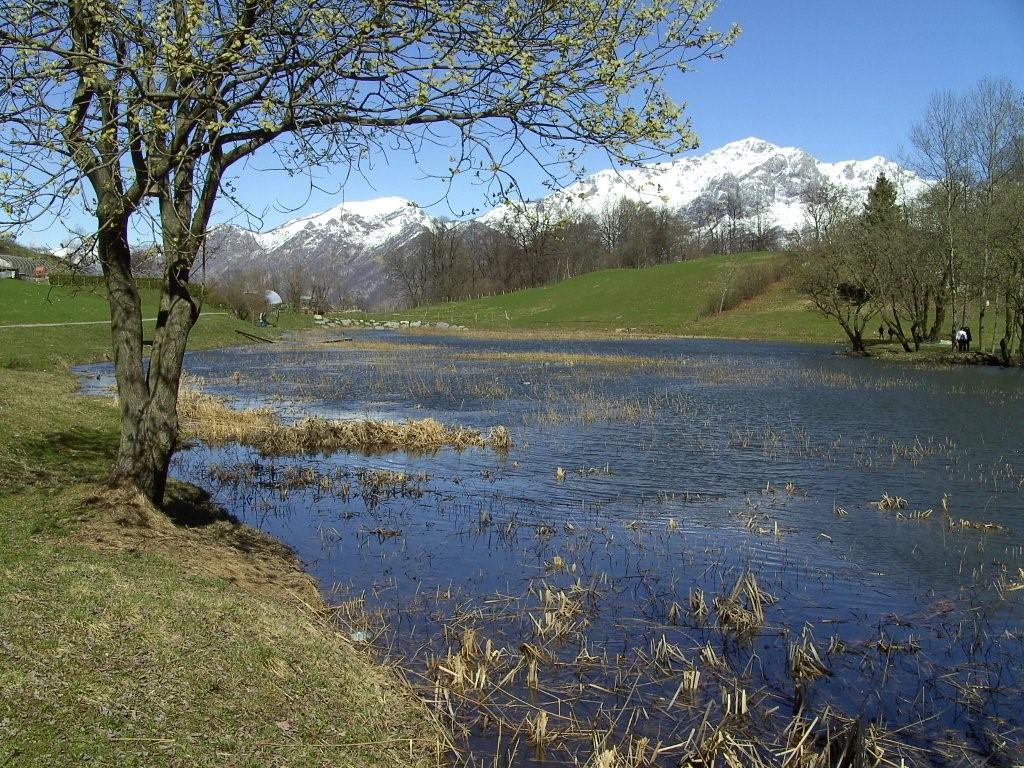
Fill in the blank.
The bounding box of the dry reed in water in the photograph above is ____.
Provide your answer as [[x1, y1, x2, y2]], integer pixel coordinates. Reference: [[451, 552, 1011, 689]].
[[178, 384, 513, 454]]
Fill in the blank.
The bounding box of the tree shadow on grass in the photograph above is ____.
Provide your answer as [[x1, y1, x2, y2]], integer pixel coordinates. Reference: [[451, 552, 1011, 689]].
[[10, 426, 118, 488], [9, 429, 239, 531]]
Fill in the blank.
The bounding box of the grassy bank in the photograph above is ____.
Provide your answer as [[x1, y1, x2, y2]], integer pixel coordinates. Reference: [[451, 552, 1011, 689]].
[[364, 252, 843, 343], [0, 284, 443, 766], [0, 279, 312, 370]]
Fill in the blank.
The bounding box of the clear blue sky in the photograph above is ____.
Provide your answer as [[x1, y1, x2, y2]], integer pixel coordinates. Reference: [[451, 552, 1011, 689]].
[[24, 0, 1024, 247]]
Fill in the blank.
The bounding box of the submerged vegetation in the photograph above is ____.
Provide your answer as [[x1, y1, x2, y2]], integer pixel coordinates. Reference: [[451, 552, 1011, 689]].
[[156, 335, 1024, 767], [4, 263, 1023, 766]]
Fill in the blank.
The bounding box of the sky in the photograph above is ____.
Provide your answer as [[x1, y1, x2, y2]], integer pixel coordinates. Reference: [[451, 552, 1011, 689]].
[[21, 0, 1024, 248]]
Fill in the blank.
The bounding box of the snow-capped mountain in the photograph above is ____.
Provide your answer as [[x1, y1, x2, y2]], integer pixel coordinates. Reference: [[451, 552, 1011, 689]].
[[204, 196, 434, 307], [483, 137, 928, 230], [204, 138, 927, 307]]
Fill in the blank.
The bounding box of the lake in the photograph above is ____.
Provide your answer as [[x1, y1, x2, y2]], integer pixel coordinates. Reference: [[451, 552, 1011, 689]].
[[78, 334, 1024, 765]]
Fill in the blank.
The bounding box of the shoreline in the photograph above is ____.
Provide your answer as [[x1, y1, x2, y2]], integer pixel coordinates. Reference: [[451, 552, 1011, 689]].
[[853, 341, 1017, 368], [0, 357, 451, 766], [305, 322, 1024, 368]]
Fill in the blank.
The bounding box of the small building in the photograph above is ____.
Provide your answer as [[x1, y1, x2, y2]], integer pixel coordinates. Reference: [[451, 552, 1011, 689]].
[[0, 254, 58, 281]]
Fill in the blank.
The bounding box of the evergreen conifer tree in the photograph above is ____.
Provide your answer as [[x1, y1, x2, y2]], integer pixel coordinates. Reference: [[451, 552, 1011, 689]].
[[863, 173, 899, 228]]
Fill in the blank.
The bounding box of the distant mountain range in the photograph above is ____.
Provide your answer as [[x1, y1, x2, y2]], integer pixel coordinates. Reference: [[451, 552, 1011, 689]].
[[204, 197, 433, 307], [198, 137, 928, 308]]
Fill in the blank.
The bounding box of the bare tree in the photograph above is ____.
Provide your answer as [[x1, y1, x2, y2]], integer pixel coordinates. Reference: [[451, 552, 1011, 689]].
[[747, 191, 780, 251], [907, 90, 970, 341], [796, 218, 878, 353], [307, 275, 332, 316], [208, 269, 268, 321], [800, 180, 853, 244], [425, 221, 462, 303], [721, 182, 745, 253], [0, 0, 737, 505], [596, 199, 630, 258], [385, 220, 463, 306], [963, 77, 1024, 350], [498, 201, 565, 287], [557, 210, 603, 279], [282, 266, 308, 311], [687, 195, 727, 255]]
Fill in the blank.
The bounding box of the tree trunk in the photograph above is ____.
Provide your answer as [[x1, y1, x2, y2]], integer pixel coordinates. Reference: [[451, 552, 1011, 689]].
[[1017, 312, 1024, 363], [978, 303, 987, 353], [842, 323, 866, 354], [978, 247, 989, 351], [1000, 285, 1014, 366], [928, 272, 948, 342], [103, 218, 199, 507]]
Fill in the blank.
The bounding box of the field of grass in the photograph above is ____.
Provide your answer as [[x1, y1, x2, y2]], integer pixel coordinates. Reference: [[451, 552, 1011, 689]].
[[0, 279, 312, 370], [0, 283, 441, 766], [366, 252, 844, 342]]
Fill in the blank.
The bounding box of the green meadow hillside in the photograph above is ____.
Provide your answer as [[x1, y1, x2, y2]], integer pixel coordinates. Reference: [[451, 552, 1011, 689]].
[[373, 251, 843, 343]]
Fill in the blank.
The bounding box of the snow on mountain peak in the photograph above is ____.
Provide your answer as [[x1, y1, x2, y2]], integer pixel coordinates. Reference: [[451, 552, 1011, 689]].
[[720, 136, 780, 154], [484, 137, 926, 232], [207, 137, 928, 309], [338, 196, 418, 219], [252, 196, 422, 250]]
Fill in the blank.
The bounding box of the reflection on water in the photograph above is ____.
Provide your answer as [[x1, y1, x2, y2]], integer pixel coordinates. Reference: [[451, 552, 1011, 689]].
[[78, 334, 1024, 764]]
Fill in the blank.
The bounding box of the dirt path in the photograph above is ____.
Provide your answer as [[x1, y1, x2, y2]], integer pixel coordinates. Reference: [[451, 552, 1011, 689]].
[[0, 312, 229, 329]]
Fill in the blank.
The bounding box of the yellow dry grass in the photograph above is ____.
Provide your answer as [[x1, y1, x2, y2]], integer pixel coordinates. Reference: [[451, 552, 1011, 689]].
[[177, 384, 513, 455]]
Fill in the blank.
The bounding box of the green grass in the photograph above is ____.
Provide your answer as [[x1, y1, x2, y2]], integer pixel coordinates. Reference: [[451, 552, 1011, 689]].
[[0, 280, 313, 371], [0, 491, 441, 767], [366, 252, 844, 343], [0, 283, 440, 766]]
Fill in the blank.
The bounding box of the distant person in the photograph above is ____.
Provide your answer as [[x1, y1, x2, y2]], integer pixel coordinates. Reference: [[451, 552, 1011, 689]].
[[878, 325, 885, 340], [964, 326, 972, 352], [887, 328, 895, 341], [956, 327, 967, 352], [258, 311, 268, 328]]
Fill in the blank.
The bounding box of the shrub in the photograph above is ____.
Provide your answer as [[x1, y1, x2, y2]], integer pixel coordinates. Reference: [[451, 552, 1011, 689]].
[[697, 256, 792, 319]]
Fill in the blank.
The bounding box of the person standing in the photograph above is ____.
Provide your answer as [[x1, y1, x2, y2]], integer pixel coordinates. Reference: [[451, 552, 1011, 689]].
[[964, 326, 972, 352], [878, 325, 885, 341], [956, 327, 967, 352]]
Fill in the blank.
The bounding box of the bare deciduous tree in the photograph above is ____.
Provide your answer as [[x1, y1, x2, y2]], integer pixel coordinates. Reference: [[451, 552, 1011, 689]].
[[907, 90, 970, 341], [0, 0, 737, 504], [963, 77, 1024, 350], [800, 180, 854, 245], [796, 218, 877, 353]]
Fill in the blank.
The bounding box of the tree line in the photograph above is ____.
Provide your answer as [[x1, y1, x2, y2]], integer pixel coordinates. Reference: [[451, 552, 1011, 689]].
[[206, 265, 344, 321], [386, 193, 785, 307], [797, 77, 1024, 363]]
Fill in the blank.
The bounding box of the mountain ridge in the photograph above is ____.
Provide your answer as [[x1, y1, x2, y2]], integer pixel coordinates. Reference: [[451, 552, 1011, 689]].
[[203, 137, 928, 307]]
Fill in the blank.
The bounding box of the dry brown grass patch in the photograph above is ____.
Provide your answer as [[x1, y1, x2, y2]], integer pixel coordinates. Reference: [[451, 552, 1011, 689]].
[[70, 482, 323, 608], [178, 383, 512, 455]]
